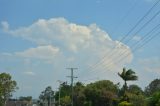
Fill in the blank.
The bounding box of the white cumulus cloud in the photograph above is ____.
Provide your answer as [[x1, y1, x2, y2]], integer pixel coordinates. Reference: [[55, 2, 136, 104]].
[[1, 17, 133, 73], [15, 45, 60, 60]]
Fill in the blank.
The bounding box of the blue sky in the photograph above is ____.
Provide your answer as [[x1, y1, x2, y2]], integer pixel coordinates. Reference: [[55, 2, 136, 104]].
[[0, 0, 160, 98]]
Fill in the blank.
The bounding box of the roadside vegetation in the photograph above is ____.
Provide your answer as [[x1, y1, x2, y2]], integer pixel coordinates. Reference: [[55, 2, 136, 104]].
[[0, 67, 160, 106]]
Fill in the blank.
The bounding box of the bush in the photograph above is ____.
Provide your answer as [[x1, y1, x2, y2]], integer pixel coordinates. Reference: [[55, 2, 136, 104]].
[[147, 91, 160, 106], [126, 92, 147, 106], [118, 101, 133, 106]]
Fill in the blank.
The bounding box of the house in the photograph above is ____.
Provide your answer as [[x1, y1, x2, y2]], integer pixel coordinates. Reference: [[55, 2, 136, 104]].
[[6, 100, 32, 106]]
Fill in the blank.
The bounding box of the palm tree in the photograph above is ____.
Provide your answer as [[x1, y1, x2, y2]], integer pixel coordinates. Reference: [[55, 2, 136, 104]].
[[118, 67, 138, 95]]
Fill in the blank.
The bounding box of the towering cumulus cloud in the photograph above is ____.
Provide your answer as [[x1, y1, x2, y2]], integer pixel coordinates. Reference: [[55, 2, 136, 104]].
[[1, 18, 133, 73]]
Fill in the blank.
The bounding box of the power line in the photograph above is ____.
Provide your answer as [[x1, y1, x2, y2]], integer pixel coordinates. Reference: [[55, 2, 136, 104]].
[[130, 24, 160, 49], [104, 24, 160, 69], [124, 9, 160, 44], [103, 23, 160, 71], [79, 0, 160, 77], [111, 0, 139, 36], [120, 0, 160, 42], [93, 30, 160, 79], [111, 24, 159, 69], [77, 0, 160, 84], [97, 0, 160, 68], [81, 24, 160, 81], [132, 31, 160, 52], [114, 31, 160, 67], [79, 0, 140, 75]]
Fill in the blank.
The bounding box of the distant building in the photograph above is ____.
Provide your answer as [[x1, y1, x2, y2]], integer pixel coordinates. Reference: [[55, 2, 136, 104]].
[[6, 99, 32, 106], [6, 99, 55, 106]]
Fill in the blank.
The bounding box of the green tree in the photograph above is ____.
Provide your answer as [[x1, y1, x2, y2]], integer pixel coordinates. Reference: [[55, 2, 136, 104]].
[[125, 92, 147, 106], [118, 68, 138, 96], [61, 96, 71, 106], [39, 86, 54, 106], [84, 80, 118, 106], [128, 84, 143, 95], [55, 82, 85, 106], [54, 82, 71, 106], [0, 72, 18, 106], [126, 85, 147, 106], [73, 82, 85, 106], [147, 91, 160, 106], [145, 79, 160, 96]]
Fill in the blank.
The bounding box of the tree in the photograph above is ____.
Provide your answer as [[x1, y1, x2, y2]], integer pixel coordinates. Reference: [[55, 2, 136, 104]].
[[144, 79, 160, 106], [54, 82, 71, 106], [118, 68, 138, 96], [54, 82, 85, 106], [39, 86, 54, 106], [126, 84, 147, 106], [84, 80, 118, 106], [147, 91, 160, 106], [60, 96, 71, 106], [125, 92, 146, 106], [128, 84, 143, 95], [73, 82, 85, 106], [0, 72, 18, 106], [145, 79, 160, 96]]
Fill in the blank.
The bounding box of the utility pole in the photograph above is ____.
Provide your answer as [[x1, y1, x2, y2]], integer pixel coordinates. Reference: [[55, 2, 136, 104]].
[[67, 68, 78, 106], [57, 80, 63, 106]]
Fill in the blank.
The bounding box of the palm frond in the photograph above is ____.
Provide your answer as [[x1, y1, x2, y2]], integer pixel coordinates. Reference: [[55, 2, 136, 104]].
[[126, 69, 135, 75]]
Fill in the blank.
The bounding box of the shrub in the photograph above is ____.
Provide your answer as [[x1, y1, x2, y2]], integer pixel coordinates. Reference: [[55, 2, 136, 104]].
[[147, 91, 160, 106], [118, 101, 133, 106], [126, 92, 147, 106]]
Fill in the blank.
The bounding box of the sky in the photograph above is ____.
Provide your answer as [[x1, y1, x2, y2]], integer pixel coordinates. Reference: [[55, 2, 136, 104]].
[[0, 0, 160, 99]]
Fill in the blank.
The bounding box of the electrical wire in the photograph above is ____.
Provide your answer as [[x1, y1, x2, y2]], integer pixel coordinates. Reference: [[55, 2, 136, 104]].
[[80, 0, 160, 76]]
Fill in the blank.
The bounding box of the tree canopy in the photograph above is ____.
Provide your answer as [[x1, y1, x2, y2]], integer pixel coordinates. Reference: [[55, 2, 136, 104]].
[[118, 68, 138, 97], [0, 72, 18, 106], [39, 86, 54, 106], [145, 79, 160, 96]]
